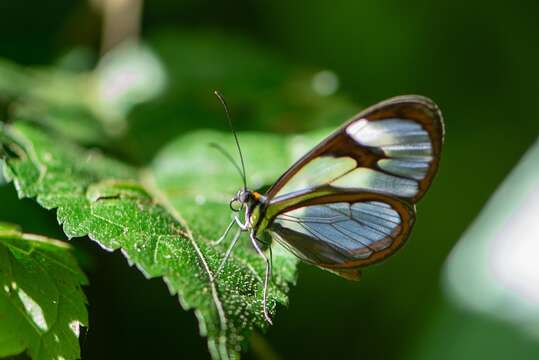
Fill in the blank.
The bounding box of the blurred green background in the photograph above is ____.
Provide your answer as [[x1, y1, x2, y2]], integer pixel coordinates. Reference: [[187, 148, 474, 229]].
[[2, 0, 539, 359]]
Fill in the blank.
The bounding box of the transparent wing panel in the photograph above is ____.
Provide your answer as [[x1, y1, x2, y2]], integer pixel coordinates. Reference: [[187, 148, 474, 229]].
[[269, 201, 404, 266], [273, 118, 437, 202], [275, 156, 356, 197]]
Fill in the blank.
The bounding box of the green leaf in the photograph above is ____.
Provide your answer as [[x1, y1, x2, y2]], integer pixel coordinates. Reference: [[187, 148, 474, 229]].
[[0, 223, 88, 360], [0, 121, 330, 359]]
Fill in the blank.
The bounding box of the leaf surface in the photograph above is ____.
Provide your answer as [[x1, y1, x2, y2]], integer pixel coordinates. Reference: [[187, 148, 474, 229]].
[[0, 122, 329, 359], [0, 223, 88, 360]]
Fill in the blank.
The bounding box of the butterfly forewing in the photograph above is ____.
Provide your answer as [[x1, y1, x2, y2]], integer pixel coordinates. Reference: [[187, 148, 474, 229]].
[[266, 95, 444, 204], [259, 95, 443, 277]]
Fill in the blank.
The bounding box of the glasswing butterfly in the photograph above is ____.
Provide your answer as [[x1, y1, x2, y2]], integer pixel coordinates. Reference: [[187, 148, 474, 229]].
[[213, 92, 444, 324]]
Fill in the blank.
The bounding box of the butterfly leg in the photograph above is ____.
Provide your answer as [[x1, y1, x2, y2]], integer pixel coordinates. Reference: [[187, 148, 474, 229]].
[[216, 227, 243, 277], [235, 215, 249, 231], [213, 213, 249, 278], [250, 231, 273, 325], [212, 218, 236, 245], [268, 243, 273, 280]]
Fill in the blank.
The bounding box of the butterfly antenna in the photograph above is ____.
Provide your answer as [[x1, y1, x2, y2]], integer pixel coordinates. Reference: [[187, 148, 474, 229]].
[[214, 90, 247, 189], [209, 143, 245, 185]]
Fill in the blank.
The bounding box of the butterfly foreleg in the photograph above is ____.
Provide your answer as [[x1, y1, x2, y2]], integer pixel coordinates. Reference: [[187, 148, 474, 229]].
[[212, 217, 236, 245], [212, 212, 249, 246], [215, 226, 243, 277], [234, 215, 249, 231], [249, 230, 273, 325]]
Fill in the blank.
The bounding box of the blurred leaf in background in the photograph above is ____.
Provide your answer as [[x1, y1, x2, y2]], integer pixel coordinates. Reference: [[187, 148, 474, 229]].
[[120, 30, 359, 164], [0, 58, 108, 145], [0, 42, 167, 146], [404, 139, 539, 359], [445, 138, 539, 331]]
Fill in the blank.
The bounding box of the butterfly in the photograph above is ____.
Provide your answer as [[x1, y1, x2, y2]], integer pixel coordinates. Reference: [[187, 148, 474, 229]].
[[213, 92, 444, 324]]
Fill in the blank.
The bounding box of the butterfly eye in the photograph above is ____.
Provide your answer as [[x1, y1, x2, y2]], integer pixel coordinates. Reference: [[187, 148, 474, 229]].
[[229, 198, 242, 212]]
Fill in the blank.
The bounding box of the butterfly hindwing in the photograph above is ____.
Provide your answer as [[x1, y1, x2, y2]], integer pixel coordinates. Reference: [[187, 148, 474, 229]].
[[267, 193, 415, 275]]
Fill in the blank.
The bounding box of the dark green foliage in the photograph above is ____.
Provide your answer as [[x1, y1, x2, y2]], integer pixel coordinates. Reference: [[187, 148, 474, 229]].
[[0, 223, 88, 360]]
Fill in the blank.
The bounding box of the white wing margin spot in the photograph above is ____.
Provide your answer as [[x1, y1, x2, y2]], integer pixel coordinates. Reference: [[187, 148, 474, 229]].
[[344, 118, 434, 197]]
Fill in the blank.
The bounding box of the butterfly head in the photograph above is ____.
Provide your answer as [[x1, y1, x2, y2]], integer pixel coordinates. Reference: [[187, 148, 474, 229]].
[[230, 188, 250, 212], [229, 189, 264, 212]]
